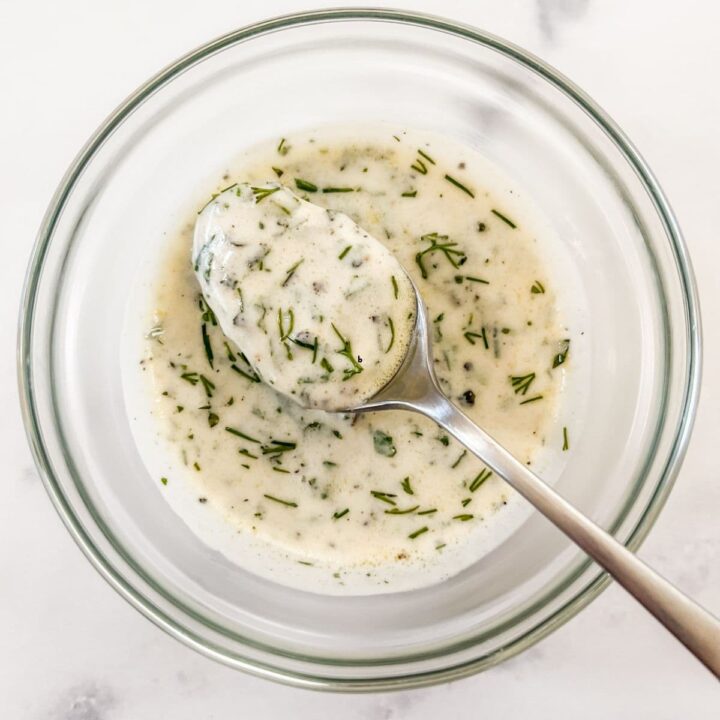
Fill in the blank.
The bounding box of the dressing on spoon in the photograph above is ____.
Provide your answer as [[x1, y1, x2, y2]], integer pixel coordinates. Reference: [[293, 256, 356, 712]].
[[193, 182, 415, 412]]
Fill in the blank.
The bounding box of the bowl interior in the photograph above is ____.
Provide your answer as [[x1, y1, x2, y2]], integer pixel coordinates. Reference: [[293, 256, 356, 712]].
[[23, 12, 697, 688]]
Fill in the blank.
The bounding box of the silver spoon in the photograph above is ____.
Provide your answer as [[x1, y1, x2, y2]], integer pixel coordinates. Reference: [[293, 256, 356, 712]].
[[352, 286, 720, 677], [196, 184, 719, 675]]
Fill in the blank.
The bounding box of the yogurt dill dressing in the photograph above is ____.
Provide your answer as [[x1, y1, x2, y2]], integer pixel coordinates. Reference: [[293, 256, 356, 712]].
[[139, 125, 570, 594], [193, 183, 416, 411]]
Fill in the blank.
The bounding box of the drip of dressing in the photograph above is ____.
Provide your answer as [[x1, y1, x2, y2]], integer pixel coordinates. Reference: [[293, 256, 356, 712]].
[[193, 183, 416, 411]]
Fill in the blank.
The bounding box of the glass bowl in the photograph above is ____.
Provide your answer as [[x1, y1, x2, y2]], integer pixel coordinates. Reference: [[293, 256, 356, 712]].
[[18, 9, 701, 690]]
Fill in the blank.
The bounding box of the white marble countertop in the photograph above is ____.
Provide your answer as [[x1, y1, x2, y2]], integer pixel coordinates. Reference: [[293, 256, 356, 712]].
[[2, 0, 719, 716]]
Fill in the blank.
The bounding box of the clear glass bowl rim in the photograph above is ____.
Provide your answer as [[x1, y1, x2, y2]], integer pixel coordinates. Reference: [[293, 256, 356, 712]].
[[17, 7, 702, 691]]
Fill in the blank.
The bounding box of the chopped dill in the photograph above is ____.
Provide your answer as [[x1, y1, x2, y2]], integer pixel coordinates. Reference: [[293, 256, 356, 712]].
[[230, 363, 261, 383], [510, 372, 536, 396], [282, 259, 304, 287], [385, 505, 419, 515], [469, 468, 492, 492], [373, 430, 397, 457], [199, 374, 215, 397], [278, 307, 295, 341], [251, 185, 281, 202], [263, 494, 297, 507], [371, 490, 397, 506], [415, 233, 467, 279], [491, 208, 517, 228], [451, 450, 467, 469], [385, 317, 395, 353], [553, 339, 571, 368], [417, 149, 435, 165], [331, 324, 363, 380], [201, 323, 214, 369], [408, 526, 429, 539], [444, 174, 475, 198], [410, 158, 428, 175], [294, 178, 318, 192], [225, 426, 261, 444]]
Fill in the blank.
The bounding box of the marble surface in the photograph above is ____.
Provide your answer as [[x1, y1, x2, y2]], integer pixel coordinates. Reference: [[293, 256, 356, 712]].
[[2, 0, 719, 716]]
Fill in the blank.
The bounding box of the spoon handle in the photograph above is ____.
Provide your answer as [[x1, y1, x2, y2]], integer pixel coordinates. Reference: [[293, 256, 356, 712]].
[[428, 394, 720, 678]]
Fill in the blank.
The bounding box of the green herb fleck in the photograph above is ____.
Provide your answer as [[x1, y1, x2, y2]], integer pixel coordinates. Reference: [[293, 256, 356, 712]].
[[263, 494, 297, 508], [282, 259, 304, 287], [410, 158, 428, 175], [371, 490, 397, 506], [469, 468, 492, 492], [278, 308, 295, 341], [385, 505, 419, 515], [231, 363, 261, 383], [251, 185, 281, 203], [553, 339, 571, 368], [491, 208, 517, 228], [225, 426, 260, 443], [408, 526, 429, 539], [510, 372, 536, 396], [444, 174, 475, 198], [199, 374, 215, 398], [417, 149, 435, 165], [384, 317, 395, 354], [401, 476, 413, 495], [451, 450, 467, 469], [333, 508, 350, 520], [562, 426, 569, 451], [415, 233, 467, 279], [373, 430, 397, 457], [453, 514, 474, 521], [201, 323, 214, 369], [531, 280, 545, 294], [391, 275, 399, 299], [294, 178, 318, 192], [332, 324, 364, 380], [338, 245, 352, 260]]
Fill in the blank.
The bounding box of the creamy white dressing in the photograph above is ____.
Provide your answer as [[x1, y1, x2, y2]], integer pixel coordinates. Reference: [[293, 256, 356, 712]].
[[135, 125, 571, 595], [193, 182, 415, 411]]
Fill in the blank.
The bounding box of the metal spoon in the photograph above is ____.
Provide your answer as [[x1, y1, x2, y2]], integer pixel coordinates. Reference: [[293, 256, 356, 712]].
[[351, 286, 720, 677], [196, 185, 719, 675]]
